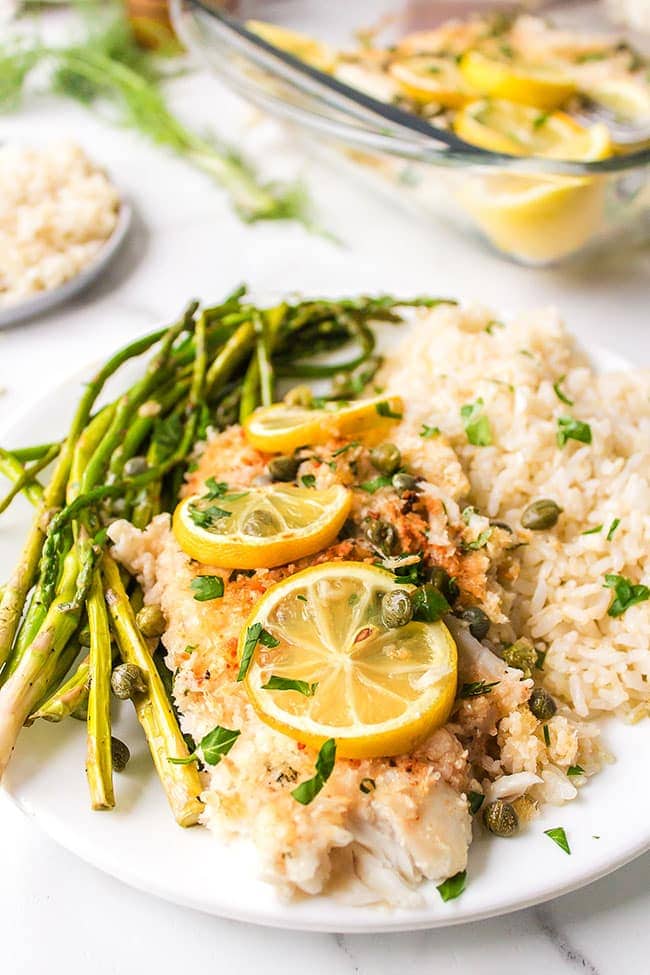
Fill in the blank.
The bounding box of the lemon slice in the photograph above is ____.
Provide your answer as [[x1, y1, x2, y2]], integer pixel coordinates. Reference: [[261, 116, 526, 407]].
[[388, 55, 477, 107], [173, 484, 352, 569], [585, 78, 650, 124], [246, 20, 336, 72], [460, 50, 576, 109], [243, 395, 404, 454], [454, 99, 585, 156], [241, 561, 458, 759]]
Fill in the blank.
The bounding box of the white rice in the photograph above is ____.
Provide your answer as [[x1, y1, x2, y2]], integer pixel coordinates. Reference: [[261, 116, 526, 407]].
[[0, 142, 120, 306], [381, 302, 650, 723]]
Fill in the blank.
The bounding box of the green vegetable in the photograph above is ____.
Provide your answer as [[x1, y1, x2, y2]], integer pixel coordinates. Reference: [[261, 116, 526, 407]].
[[502, 638, 537, 678], [581, 525, 602, 535], [300, 474, 316, 488], [360, 474, 393, 494], [237, 622, 280, 681], [135, 604, 166, 638], [606, 518, 620, 541], [203, 478, 229, 499], [111, 663, 147, 701], [604, 573, 650, 617], [552, 376, 574, 405], [110, 737, 130, 773], [420, 424, 440, 439], [529, 687, 557, 722], [468, 791, 485, 814], [360, 777, 376, 794], [543, 723, 551, 747], [483, 800, 518, 837], [428, 566, 459, 604], [411, 583, 449, 623], [567, 765, 585, 777], [392, 472, 417, 493], [437, 870, 467, 902], [459, 680, 499, 698], [521, 499, 562, 531], [370, 443, 401, 476], [544, 826, 571, 854], [190, 575, 225, 602], [291, 738, 337, 805], [268, 456, 300, 482], [261, 675, 318, 697], [557, 416, 592, 448], [458, 606, 490, 640], [460, 399, 492, 446], [169, 725, 240, 766], [463, 528, 493, 551], [380, 589, 414, 629], [375, 401, 402, 420], [363, 518, 397, 556]]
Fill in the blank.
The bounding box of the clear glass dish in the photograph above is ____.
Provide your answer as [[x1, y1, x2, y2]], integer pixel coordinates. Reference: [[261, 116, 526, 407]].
[[173, 0, 650, 266]]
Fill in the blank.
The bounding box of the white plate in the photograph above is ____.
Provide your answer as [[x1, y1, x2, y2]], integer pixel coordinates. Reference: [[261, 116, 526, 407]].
[[1, 343, 648, 933], [0, 202, 132, 330]]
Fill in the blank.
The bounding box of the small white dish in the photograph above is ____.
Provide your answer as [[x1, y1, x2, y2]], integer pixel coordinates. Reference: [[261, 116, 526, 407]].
[[0, 201, 132, 330]]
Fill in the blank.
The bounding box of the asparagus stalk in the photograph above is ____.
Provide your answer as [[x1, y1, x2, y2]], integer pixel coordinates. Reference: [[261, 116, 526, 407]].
[[0, 444, 60, 516], [102, 556, 203, 827], [86, 568, 114, 810], [0, 448, 45, 507], [29, 652, 90, 723]]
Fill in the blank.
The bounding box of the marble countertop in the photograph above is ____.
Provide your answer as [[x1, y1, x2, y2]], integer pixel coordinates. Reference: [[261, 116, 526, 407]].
[[1, 38, 649, 975]]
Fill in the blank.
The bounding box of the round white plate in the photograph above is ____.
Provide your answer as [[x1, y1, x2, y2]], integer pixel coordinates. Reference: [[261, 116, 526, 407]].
[[0, 201, 132, 330], [1, 343, 648, 932]]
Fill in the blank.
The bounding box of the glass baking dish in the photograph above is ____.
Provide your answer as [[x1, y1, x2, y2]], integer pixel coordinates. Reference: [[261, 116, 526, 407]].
[[172, 0, 650, 266]]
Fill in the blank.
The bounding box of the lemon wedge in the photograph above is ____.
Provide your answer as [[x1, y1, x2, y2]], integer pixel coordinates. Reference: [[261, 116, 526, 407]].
[[388, 55, 477, 107], [459, 50, 576, 109], [243, 395, 403, 454], [454, 99, 586, 156], [173, 484, 352, 569], [246, 20, 336, 72], [241, 562, 458, 759]]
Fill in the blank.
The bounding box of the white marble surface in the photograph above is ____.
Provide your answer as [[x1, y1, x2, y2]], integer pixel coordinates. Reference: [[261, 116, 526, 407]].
[[1, 30, 649, 973]]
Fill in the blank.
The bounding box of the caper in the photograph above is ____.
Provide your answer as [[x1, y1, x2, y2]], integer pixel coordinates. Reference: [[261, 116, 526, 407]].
[[284, 385, 313, 408], [123, 456, 149, 477], [392, 472, 417, 493], [111, 737, 130, 773], [511, 794, 538, 825], [381, 589, 413, 629], [458, 606, 490, 640], [428, 566, 459, 605], [268, 455, 300, 482], [528, 686, 557, 721], [370, 443, 402, 477], [483, 799, 519, 837], [241, 508, 280, 537], [521, 499, 562, 531], [111, 663, 146, 701], [363, 518, 397, 556], [502, 638, 538, 678], [136, 604, 166, 638]]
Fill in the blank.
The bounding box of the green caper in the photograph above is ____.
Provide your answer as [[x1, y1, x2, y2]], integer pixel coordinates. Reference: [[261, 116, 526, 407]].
[[528, 686, 557, 721], [111, 663, 146, 701], [483, 799, 519, 837], [428, 566, 459, 604], [363, 518, 397, 556], [370, 443, 402, 476], [136, 604, 166, 638], [392, 472, 417, 493], [241, 508, 280, 537], [284, 385, 313, 408], [521, 499, 562, 531], [111, 737, 130, 773], [268, 455, 300, 482], [458, 606, 490, 640], [502, 638, 538, 678], [381, 589, 414, 629], [123, 456, 149, 477]]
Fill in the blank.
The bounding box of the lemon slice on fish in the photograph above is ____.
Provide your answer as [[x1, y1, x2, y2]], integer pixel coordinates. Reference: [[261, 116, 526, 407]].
[[388, 55, 477, 107], [173, 483, 352, 570], [241, 562, 457, 759], [243, 395, 404, 454], [459, 50, 575, 109]]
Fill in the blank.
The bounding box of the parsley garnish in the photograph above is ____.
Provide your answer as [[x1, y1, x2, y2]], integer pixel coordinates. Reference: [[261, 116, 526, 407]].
[[459, 680, 499, 699], [544, 826, 571, 855], [168, 725, 240, 766], [203, 477, 229, 499], [468, 791, 485, 814], [462, 528, 493, 551], [301, 474, 316, 488], [296, 594, 307, 603], [557, 416, 592, 448], [536, 650, 547, 671], [360, 474, 393, 493], [237, 622, 280, 681], [437, 870, 467, 902], [485, 320, 505, 334], [332, 441, 359, 457], [604, 574, 650, 617], [581, 525, 602, 535], [552, 376, 573, 406], [606, 518, 620, 541], [375, 400, 403, 420], [567, 765, 585, 777], [460, 399, 492, 446], [291, 738, 336, 805], [411, 585, 449, 622], [420, 424, 441, 439], [190, 575, 224, 601], [262, 675, 318, 697], [360, 777, 376, 794], [533, 112, 549, 130], [189, 503, 231, 528], [543, 724, 551, 747]]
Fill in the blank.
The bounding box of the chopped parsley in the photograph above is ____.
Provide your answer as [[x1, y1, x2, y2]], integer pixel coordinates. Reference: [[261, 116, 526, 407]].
[[533, 112, 549, 130], [262, 675, 318, 697], [291, 738, 336, 805], [556, 416, 592, 448], [296, 594, 308, 603], [203, 477, 229, 499], [468, 791, 485, 814], [536, 649, 547, 671], [567, 765, 585, 777], [459, 680, 499, 699], [332, 441, 359, 457], [375, 400, 403, 420], [581, 525, 602, 536], [543, 724, 551, 747], [460, 399, 492, 446], [189, 503, 231, 529], [360, 777, 376, 794], [411, 585, 449, 622], [485, 320, 505, 334], [300, 474, 316, 488], [544, 826, 571, 855], [604, 573, 650, 618], [462, 528, 493, 551], [606, 518, 620, 541], [169, 724, 240, 766], [190, 575, 224, 601], [552, 376, 574, 406], [360, 474, 393, 493], [237, 622, 280, 681], [437, 870, 467, 902], [420, 424, 441, 439]]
